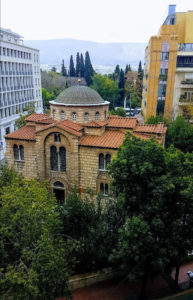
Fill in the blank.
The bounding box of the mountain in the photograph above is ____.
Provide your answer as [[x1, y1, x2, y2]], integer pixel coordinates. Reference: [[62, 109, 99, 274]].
[[25, 39, 146, 70]]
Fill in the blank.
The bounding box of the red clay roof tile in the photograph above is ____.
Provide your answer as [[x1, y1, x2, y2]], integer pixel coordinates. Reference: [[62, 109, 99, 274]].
[[5, 125, 36, 141], [79, 130, 125, 149], [57, 119, 83, 131], [134, 123, 165, 134], [26, 113, 51, 122], [107, 116, 137, 129]]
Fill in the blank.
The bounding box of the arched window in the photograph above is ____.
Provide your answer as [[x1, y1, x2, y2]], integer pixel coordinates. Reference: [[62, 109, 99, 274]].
[[95, 112, 99, 121], [59, 147, 66, 172], [19, 145, 24, 161], [72, 112, 76, 121], [105, 154, 111, 168], [53, 181, 65, 205], [61, 111, 64, 120], [13, 144, 19, 160], [84, 112, 88, 122], [53, 110, 56, 119], [100, 183, 104, 194], [50, 146, 58, 171], [99, 153, 105, 170], [105, 184, 109, 195], [104, 110, 107, 119]]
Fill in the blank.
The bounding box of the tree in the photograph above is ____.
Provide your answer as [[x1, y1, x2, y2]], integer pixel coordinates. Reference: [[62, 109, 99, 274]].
[[114, 65, 120, 80], [69, 55, 75, 77], [109, 133, 193, 294], [80, 53, 85, 77], [84, 51, 94, 86], [145, 114, 168, 126], [166, 116, 193, 152], [110, 107, 126, 117], [125, 64, 129, 74], [0, 168, 71, 299], [61, 59, 67, 77], [75, 52, 81, 77], [128, 64, 131, 72], [14, 103, 35, 129], [138, 61, 143, 80], [51, 66, 57, 72], [90, 73, 119, 109], [118, 69, 125, 105]]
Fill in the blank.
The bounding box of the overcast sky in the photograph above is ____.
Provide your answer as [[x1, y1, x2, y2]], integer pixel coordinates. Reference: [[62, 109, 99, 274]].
[[1, 0, 193, 43]]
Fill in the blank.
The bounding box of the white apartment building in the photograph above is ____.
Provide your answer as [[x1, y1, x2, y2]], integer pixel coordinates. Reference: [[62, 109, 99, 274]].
[[0, 28, 43, 160]]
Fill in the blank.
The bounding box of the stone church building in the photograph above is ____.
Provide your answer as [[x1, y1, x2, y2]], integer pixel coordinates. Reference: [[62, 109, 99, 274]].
[[5, 86, 167, 202]]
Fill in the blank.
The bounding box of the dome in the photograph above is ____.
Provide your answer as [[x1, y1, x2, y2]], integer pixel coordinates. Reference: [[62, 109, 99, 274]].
[[53, 86, 105, 105]]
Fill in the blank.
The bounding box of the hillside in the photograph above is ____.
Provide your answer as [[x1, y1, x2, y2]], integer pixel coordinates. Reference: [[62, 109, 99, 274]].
[[25, 39, 146, 69]]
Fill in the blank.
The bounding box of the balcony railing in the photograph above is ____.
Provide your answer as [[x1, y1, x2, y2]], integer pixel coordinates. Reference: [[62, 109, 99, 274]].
[[181, 79, 193, 85], [178, 43, 193, 52], [179, 94, 193, 104]]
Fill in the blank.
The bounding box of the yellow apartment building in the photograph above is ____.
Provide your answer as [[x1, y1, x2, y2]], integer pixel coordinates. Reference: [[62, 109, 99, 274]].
[[141, 5, 193, 121]]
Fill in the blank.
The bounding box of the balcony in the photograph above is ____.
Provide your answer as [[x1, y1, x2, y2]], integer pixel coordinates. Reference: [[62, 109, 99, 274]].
[[180, 79, 193, 89], [179, 94, 193, 105], [159, 74, 167, 81]]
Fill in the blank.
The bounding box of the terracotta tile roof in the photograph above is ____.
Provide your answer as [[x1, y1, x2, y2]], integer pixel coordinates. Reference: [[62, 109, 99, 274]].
[[79, 130, 125, 149], [35, 122, 83, 137], [81, 120, 107, 128], [25, 113, 51, 122], [132, 132, 163, 143], [107, 116, 138, 129], [5, 125, 36, 141], [134, 123, 165, 134], [57, 120, 83, 131]]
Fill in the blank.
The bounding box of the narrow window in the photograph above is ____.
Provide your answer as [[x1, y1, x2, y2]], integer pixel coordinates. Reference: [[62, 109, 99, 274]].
[[84, 112, 88, 122], [95, 112, 99, 121], [99, 153, 105, 170], [100, 183, 104, 194], [53, 110, 56, 119], [19, 145, 24, 161], [50, 146, 58, 171], [53, 181, 65, 205], [104, 110, 106, 119], [105, 184, 109, 195], [72, 112, 76, 121], [61, 111, 65, 120], [105, 154, 111, 168], [13, 144, 19, 160], [59, 147, 66, 172], [54, 133, 60, 142]]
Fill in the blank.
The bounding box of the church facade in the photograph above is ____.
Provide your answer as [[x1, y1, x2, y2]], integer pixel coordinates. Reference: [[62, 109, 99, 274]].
[[5, 86, 167, 202]]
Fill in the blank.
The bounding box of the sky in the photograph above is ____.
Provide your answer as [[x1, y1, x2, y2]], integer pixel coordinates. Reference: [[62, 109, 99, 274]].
[[1, 0, 193, 43]]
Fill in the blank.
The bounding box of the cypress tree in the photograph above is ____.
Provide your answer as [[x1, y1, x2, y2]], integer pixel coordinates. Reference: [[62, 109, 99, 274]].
[[125, 64, 129, 74], [128, 64, 131, 71], [84, 51, 94, 86], [80, 53, 85, 77], [114, 65, 120, 76], [138, 61, 143, 80], [76, 52, 81, 77], [51, 66, 56, 72], [69, 55, 75, 77], [118, 69, 125, 105], [61, 59, 67, 76]]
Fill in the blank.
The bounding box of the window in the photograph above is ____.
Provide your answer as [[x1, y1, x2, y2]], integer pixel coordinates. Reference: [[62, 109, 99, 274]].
[[72, 112, 76, 121], [161, 52, 169, 60], [54, 133, 60, 142], [53, 110, 56, 119], [95, 112, 99, 120], [50, 146, 58, 171], [59, 147, 66, 172], [53, 181, 65, 205], [61, 111, 65, 120], [104, 111, 107, 119], [84, 112, 88, 122], [99, 153, 105, 170], [5, 127, 10, 135], [100, 183, 109, 196], [13, 144, 24, 161], [99, 153, 111, 170]]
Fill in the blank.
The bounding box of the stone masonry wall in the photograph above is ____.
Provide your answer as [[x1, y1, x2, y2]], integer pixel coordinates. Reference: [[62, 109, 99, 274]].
[[50, 104, 109, 123]]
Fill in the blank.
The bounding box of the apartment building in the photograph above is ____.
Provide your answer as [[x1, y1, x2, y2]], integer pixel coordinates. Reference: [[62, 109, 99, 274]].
[[0, 28, 42, 160], [141, 5, 193, 121]]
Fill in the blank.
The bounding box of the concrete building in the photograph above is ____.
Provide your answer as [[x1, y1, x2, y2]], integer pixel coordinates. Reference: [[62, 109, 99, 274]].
[[0, 28, 42, 160], [141, 5, 193, 121], [5, 86, 167, 202]]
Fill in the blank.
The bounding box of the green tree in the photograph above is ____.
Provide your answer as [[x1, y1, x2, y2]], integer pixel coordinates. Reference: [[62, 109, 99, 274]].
[[118, 69, 125, 105], [128, 64, 131, 71], [61, 59, 67, 76], [0, 169, 71, 299], [69, 55, 75, 77], [166, 116, 193, 152], [14, 103, 35, 129], [109, 133, 193, 293], [51, 66, 57, 72], [145, 114, 168, 126], [125, 64, 129, 74], [84, 51, 94, 85], [75, 52, 81, 77], [90, 73, 119, 109], [42, 87, 54, 109], [80, 53, 85, 77], [110, 107, 126, 117]]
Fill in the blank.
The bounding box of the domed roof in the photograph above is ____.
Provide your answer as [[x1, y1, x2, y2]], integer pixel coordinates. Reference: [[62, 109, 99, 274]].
[[53, 86, 105, 105]]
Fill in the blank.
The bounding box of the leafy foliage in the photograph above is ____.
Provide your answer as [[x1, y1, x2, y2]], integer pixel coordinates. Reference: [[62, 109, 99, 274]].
[[110, 107, 126, 117], [14, 103, 35, 129], [145, 114, 168, 126]]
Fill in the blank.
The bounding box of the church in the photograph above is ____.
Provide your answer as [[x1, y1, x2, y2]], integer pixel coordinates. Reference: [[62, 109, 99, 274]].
[[5, 86, 167, 203]]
